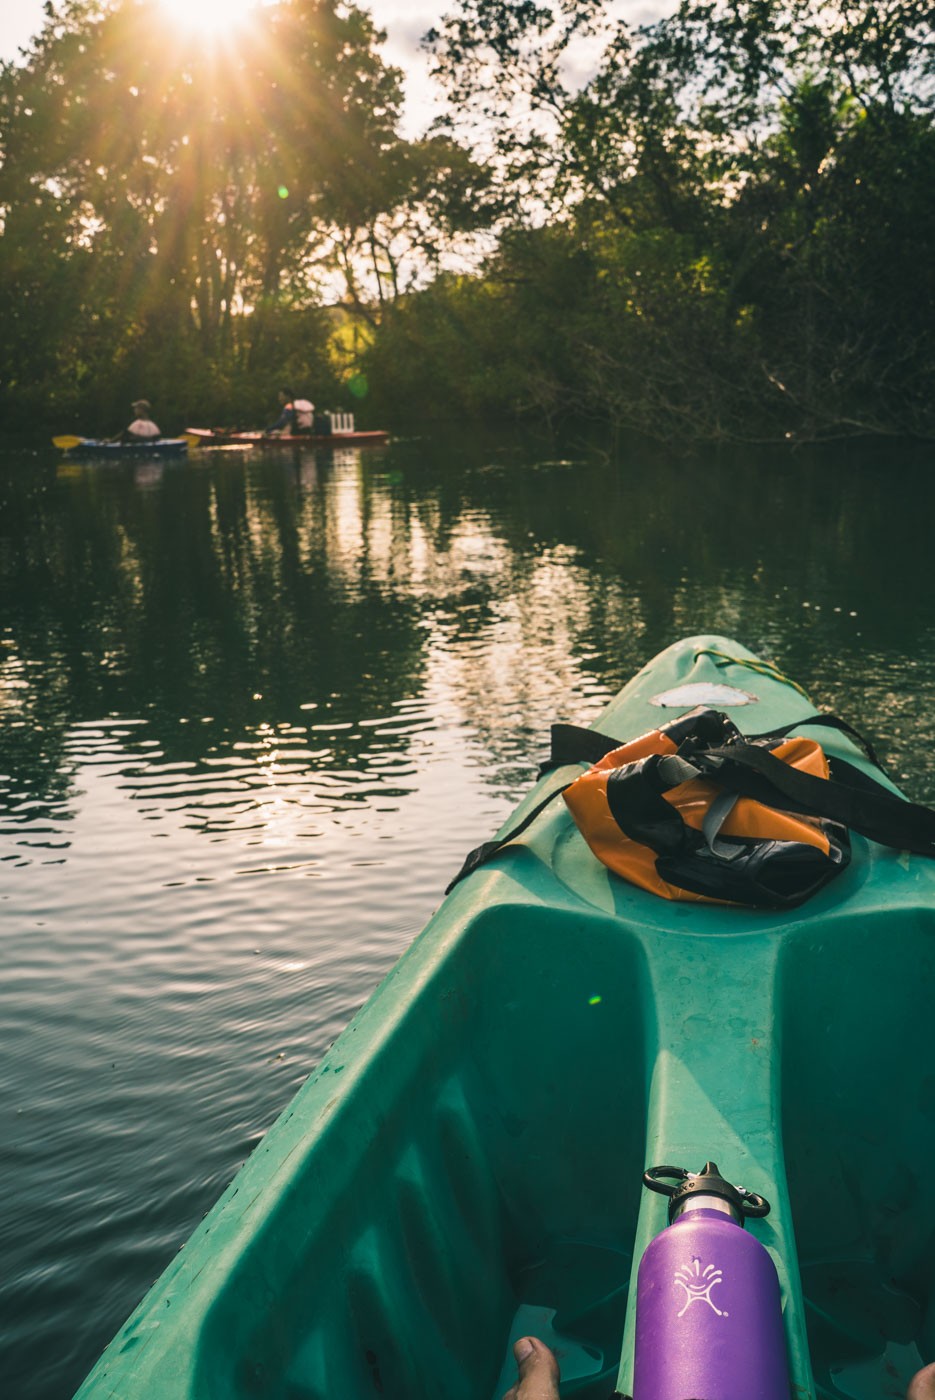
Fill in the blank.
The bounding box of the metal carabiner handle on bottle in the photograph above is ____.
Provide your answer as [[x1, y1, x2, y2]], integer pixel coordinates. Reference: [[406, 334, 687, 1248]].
[[735, 1187, 771, 1218], [642, 1165, 690, 1197], [643, 1162, 772, 1218]]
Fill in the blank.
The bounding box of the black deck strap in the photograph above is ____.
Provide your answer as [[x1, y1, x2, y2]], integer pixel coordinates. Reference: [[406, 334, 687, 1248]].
[[542, 708, 731, 776], [827, 753, 897, 798], [445, 781, 572, 893], [702, 743, 935, 857], [747, 712, 885, 771], [545, 711, 886, 779], [540, 722, 624, 776]]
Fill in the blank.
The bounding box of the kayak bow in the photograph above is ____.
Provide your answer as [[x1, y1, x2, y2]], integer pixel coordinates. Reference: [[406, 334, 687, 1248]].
[[53, 437, 189, 459], [72, 635, 935, 1400]]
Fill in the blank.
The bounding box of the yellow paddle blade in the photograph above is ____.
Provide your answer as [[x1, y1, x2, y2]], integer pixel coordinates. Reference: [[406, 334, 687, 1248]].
[[52, 435, 85, 450], [183, 433, 203, 452]]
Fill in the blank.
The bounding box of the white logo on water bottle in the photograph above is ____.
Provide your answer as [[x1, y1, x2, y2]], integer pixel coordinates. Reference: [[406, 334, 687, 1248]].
[[674, 1259, 727, 1317]]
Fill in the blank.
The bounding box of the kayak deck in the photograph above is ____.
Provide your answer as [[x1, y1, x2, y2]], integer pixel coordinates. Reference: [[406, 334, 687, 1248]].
[[72, 637, 935, 1400], [185, 428, 389, 447], [58, 438, 189, 459]]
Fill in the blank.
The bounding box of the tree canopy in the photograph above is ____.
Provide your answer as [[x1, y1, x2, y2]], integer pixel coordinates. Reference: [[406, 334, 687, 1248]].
[[0, 0, 485, 427], [398, 0, 935, 440], [1, 0, 933, 441]]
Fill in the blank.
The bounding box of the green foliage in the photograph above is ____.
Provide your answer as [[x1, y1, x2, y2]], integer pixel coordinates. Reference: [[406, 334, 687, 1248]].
[[362, 275, 522, 428], [1, 0, 933, 441], [411, 0, 935, 440], [0, 0, 416, 428]]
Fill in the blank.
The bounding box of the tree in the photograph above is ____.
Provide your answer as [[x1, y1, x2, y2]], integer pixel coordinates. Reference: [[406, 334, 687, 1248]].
[[420, 0, 935, 440], [0, 0, 432, 424]]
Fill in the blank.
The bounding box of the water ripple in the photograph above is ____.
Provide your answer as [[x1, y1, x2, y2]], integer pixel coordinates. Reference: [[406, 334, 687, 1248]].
[[3, 438, 935, 1400]]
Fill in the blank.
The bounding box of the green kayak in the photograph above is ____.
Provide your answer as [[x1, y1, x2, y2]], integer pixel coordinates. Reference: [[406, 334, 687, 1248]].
[[72, 636, 935, 1400]]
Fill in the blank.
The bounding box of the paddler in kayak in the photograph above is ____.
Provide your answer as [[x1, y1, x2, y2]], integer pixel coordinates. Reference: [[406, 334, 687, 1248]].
[[263, 387, 314, 436], [113, 398, 161, 443]]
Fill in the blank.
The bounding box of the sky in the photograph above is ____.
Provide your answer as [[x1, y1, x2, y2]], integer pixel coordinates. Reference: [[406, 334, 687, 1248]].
[[0, 1, 446, 133], [0, 0, 667, 136], [0, 0, 442, 62]]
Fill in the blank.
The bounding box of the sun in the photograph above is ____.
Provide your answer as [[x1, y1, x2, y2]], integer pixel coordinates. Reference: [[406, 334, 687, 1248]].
[[157, 0, 260, 37]]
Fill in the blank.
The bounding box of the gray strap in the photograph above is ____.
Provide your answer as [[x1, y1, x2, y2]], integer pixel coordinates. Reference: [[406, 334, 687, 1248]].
[[702, 790, 742, 858], [656, 754, 741, 858], [656, 754, 702, 787]]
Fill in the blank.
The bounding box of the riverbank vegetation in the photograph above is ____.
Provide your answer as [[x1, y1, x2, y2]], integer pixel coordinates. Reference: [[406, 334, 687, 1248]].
[[1, 0, 933, 442]]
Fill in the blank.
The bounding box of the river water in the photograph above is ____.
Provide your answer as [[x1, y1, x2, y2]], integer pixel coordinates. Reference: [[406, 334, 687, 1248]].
[[1, 429, 934, 1399]]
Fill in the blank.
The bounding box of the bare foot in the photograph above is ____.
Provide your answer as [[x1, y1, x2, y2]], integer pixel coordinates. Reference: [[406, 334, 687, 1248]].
[[908, 1363, 935, 1400], [501, 1336, 561, 1400], [500, 1338, 935, 1399]]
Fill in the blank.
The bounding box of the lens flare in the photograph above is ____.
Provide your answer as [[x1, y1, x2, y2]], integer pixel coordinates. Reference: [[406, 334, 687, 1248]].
[[157, 0, 258, 37]]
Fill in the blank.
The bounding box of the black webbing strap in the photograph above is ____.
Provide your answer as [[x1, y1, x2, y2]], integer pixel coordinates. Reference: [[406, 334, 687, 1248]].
[[541, 722, 624, 775], [451, 719, 636, 891], [700, 743, 935, 857], [542, 711, 886, 778], [445, 781, 573, 893], [746, 712, 885, 770], [827, 754, 896, 797]]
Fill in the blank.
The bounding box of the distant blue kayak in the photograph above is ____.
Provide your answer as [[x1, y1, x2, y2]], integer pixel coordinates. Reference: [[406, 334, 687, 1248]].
[[53, 437, 189, 459]]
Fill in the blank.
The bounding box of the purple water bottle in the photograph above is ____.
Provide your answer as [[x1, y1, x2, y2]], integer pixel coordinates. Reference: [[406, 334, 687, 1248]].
[[633, 1161, 790, 1400]]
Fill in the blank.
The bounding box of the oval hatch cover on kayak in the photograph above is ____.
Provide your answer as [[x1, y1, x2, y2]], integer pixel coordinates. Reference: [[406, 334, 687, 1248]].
[[650, 682, 759, 707]]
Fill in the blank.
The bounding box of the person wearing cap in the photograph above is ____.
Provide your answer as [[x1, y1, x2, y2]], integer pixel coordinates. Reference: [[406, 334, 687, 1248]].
[[119, 399, 161, 443], [263, 387, 314, 436]]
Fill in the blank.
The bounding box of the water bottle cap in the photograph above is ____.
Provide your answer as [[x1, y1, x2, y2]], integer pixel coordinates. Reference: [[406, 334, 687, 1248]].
[[643, 1160, 771, 1225]]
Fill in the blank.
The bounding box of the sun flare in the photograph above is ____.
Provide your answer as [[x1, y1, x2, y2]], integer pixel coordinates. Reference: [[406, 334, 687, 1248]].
[[158, 0, 259, 37]]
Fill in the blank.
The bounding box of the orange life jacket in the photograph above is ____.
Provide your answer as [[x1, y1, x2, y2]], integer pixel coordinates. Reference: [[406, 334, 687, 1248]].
[[448, 705, 935, 908], [562, 715, 846, 906]]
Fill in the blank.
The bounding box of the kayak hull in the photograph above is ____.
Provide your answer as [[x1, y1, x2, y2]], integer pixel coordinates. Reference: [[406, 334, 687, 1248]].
[[59, 438, 189, 459], [72, 637, 935, 1400], [185, 428, 389, 447]]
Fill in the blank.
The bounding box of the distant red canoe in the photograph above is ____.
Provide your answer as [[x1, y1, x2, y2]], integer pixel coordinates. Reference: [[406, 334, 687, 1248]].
[[185, 427, 388, 448]]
